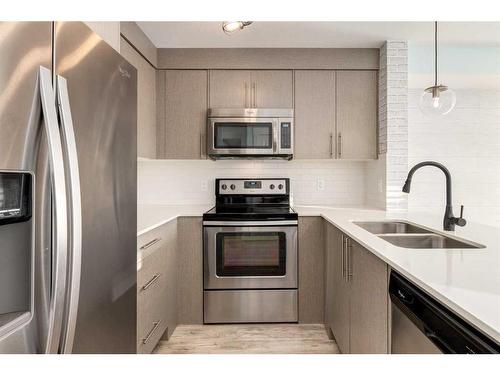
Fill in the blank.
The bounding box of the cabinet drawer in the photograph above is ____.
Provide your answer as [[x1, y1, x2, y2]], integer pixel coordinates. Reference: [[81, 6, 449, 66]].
[[138, 225, 165, 257], [137, 316, 168, 354], [137, 250, 168, 353], [138, 244, 166, 291]]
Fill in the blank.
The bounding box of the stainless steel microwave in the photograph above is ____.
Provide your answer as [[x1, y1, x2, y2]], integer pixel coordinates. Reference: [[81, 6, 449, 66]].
[[207, 108, 294, 160]]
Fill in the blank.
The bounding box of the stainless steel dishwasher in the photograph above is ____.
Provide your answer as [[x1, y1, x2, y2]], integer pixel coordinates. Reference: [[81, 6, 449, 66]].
[[389, 271, 499, 354]]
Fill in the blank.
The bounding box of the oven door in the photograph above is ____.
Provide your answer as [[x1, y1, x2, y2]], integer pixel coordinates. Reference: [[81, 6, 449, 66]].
[[204, 225, 297, 290], [207, 118, 279, 157]]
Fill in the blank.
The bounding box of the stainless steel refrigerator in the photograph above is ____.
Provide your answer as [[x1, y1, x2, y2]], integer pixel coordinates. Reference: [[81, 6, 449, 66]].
[[0, 22, 137, 353]]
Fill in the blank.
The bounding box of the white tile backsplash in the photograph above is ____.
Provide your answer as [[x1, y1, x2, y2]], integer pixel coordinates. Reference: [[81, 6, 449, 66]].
[[408, 88, 500, 227], [138, 159, 367, 207]]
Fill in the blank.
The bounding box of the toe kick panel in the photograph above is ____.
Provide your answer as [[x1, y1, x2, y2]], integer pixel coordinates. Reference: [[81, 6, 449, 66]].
[[204, 290, 298, 323]]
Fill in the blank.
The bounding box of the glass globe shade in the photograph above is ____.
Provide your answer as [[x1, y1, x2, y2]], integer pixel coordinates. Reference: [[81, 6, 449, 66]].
[[419, 85, 456, 116]]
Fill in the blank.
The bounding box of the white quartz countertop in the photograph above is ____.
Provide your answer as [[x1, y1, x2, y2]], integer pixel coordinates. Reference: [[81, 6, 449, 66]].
[[137, 203, 500, 344], [137, 204, 212, 236], [294, 205, 500, 345]]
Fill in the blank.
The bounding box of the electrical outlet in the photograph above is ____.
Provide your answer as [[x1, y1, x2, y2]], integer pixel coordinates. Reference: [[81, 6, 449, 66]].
[[317, 178, 325, 191], [201, 180, 208, 192], [378, 179, 383, 193]]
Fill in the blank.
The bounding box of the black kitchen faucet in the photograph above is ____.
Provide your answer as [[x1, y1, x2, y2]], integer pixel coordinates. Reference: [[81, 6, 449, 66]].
[[402, 161, 467, 231]]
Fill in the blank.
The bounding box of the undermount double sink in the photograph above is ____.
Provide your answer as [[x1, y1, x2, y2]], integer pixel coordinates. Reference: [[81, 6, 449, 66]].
[[353, 221, 484, 249]]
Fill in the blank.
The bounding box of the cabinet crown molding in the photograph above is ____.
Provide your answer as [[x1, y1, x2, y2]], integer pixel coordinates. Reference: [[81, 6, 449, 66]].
[[157, 48, 379, 70]]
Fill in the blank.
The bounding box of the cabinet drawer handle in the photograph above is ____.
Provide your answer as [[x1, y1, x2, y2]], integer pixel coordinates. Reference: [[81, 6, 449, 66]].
[[141, 273, 161, 291], [142, 320, 162, 345], [140, 237, 161, 250], [338, 132, 342, 158]]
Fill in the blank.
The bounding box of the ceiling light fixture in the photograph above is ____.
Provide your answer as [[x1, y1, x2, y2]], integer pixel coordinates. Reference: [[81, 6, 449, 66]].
[[419, 21, 456, 116], [222, 21, 253, 35]]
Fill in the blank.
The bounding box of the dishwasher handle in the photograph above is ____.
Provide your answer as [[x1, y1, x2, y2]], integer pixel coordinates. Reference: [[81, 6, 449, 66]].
[[424, 327, 455, 353]]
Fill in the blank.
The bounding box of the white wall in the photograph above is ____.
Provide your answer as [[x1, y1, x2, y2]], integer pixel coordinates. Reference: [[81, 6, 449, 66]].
[[138, 159, 367, 207], [408, 44, 500, 227]]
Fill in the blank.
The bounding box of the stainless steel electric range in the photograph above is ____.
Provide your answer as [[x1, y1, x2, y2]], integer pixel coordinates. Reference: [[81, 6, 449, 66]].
[[203, 178, 298, 324]]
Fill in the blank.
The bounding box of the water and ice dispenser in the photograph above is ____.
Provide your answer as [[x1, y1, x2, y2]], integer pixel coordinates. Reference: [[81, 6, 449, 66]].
[[0, 171, 33, 333]]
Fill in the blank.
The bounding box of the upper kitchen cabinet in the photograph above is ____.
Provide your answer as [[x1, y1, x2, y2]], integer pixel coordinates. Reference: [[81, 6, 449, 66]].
[[294, 70, 336, 159], [336, 70, 378, 160], [209, 70, 251, 108], [120, 37, 156, 159], [251, 70, 293, 108], [157, 70, 208, 159], [209, 70, 293, 108], [295, 70, 378, 160]]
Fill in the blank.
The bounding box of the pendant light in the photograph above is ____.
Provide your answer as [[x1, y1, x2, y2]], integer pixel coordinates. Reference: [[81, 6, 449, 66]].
[[419, 21, 456, 116], [222, 21, 253, 35]]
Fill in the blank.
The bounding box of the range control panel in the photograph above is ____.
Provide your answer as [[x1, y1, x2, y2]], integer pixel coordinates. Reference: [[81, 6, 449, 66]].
[[217, 179, 288, 195]]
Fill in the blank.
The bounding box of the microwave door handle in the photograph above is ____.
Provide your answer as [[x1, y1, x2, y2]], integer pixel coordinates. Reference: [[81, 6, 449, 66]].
[[38, 66, 69, 354], [273, 121, 279, 153], [56, 75, 83, 354]]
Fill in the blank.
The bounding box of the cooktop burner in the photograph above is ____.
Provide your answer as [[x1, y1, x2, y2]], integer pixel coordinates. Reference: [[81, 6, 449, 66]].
[[203, 205, 297, 221], [203, 178, 297, 222]]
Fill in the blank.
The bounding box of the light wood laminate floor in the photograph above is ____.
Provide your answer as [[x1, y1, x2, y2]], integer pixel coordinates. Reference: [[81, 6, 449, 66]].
[[154, 324, 339, 354]]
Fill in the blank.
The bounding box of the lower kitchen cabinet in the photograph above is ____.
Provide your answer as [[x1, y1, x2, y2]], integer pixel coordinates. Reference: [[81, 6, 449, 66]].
[[349, 239, 389, 354], [298, 217, 325, 323], [176, 217, 204, 324], [324, 221, 389, 354], [136, 220, 177, 353], [325, 222, 350, 353]]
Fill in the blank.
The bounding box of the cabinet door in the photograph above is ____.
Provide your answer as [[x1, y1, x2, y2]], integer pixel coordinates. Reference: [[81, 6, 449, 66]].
[[176, 217, 204, 324], [164, 220, 178, 340], [209, 70, 252, 108], [324, 222, 335, 334], [328, 224, 350, 353], [336, 70, 377, 159], [120, 37, 156, 158], [160, 70, 208, 159], [294, 70, 336, 159], [252, 70, 293, 108], [349, 240, 389, 354], [298, 217, 324, 323]]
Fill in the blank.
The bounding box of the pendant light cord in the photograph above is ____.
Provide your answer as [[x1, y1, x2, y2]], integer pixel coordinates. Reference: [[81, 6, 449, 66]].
[[434, 21, 438, 86]]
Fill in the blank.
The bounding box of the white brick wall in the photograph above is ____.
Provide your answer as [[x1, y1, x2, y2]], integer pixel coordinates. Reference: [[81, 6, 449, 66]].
[[378, 41, 409, 212]]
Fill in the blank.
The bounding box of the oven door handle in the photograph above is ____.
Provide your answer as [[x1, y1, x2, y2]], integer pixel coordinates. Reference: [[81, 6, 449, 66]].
[[203, 220, 298, 226]]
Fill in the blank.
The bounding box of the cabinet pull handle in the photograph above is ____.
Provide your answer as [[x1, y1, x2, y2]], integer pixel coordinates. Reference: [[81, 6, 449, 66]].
[[338, 132, 342, 158], [341, 235, 344, 279], [141, 273, 161, 291], [252, 82, 257, 107], [140, 237, 161, 250], [244, 81, 248, 107], [329, 133, 333, 158], [200, 133, 205, 159], [142, 320, 162, 345], [342, 236, 348, 281], [347, 239, 353, 282]]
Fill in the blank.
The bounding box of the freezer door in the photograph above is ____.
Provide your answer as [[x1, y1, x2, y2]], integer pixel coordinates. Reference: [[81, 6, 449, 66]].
[[0, 22, 57, 354], [54, 22, 137, 353]]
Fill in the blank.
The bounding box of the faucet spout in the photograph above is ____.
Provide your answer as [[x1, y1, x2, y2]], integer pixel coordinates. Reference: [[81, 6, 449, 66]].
[[402, 161, 466, 231]]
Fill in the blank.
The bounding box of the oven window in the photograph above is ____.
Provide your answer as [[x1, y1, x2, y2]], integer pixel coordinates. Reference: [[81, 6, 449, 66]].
[[214, 123, 273, 149], [216, 232, 286, 277]]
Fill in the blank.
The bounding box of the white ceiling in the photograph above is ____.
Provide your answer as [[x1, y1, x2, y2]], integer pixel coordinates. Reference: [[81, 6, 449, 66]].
[[137, 22, 500, 48]]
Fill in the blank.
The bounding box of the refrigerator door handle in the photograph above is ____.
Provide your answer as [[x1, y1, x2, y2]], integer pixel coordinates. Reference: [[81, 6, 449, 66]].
[[56, 75, 83, 354], [38, 66, 69, 354]]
